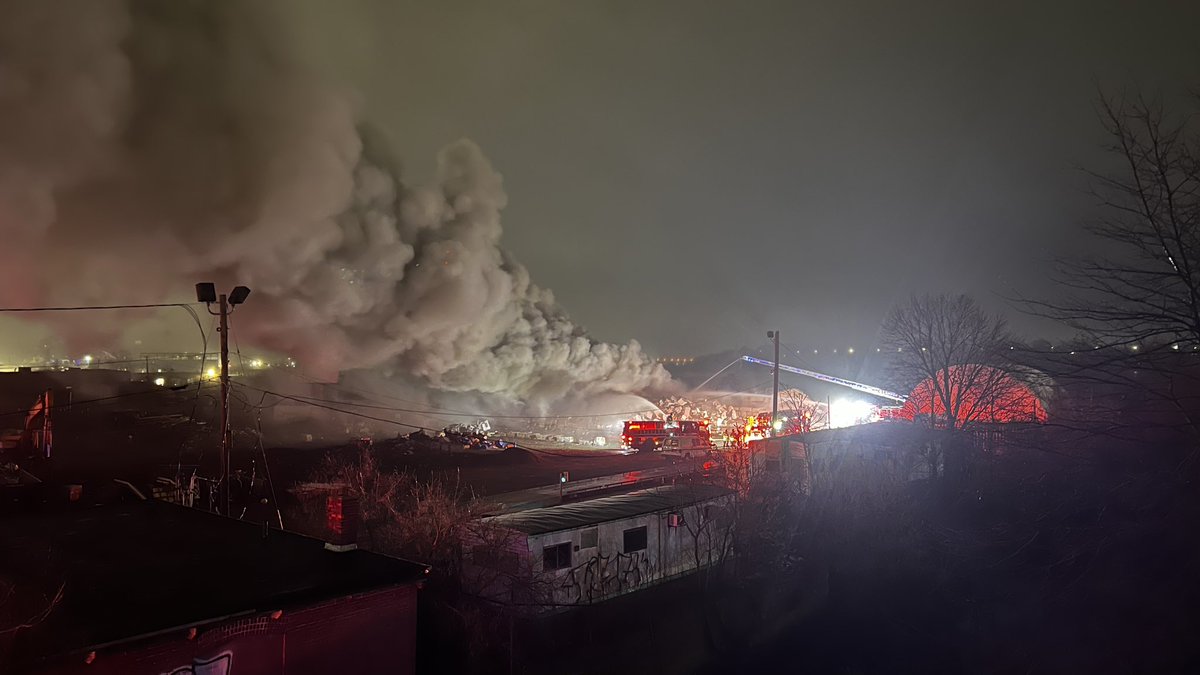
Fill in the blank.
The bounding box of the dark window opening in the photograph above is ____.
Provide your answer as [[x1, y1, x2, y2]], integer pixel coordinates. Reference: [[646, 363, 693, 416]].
[[623, 526, 648, 553], [580, 528, 598, 549], [543, 542, 572, 570]]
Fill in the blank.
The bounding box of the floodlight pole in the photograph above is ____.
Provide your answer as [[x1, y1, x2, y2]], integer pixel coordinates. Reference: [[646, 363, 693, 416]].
[[769, 330, 780, 438], [219, 293, 231, 516]]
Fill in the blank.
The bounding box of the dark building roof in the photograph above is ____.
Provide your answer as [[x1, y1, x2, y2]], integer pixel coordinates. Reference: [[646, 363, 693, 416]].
[[0, 499, 428, 662], [484, 483, 732, 535]]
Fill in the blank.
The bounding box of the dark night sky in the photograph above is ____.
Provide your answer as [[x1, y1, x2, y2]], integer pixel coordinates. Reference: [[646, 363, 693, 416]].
[[295, 0, 1200, 356]]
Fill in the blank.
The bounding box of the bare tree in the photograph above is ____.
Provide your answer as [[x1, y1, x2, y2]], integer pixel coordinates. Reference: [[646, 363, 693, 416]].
[[1021, 91, 1200, 450], [1034, 93, 1200, 349], [882, 294, 1019, 432], [778, 388, 826, 431]]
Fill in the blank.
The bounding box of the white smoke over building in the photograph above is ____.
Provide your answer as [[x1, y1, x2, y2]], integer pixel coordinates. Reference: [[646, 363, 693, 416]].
[[0, 0, 669, 408]]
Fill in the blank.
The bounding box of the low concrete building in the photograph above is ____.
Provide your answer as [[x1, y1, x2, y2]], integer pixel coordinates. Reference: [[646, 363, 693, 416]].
[[468, 484, 735, 609]]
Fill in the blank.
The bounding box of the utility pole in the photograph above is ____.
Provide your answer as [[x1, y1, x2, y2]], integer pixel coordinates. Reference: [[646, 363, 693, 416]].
[[218, 293, 231, 516], [196, 282, 250, 518], [768, 330, 780, 437]]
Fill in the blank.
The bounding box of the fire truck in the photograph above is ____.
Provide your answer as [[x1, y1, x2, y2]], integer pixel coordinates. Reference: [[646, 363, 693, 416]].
[[622, 419, 713, 458], [744, 410, 814, 441]]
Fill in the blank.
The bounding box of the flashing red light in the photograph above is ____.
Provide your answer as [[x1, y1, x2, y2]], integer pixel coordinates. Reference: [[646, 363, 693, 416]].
[[702, 461, 715, 471], [326, 495, 345, 536]]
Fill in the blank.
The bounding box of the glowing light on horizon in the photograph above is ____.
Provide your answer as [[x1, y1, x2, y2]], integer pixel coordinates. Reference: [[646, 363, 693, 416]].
[[829, 399, 875, 429]]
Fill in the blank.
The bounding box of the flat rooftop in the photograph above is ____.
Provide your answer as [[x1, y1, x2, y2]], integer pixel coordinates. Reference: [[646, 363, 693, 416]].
[[484, 483, 732, 535], [0, 498, 428, 662]]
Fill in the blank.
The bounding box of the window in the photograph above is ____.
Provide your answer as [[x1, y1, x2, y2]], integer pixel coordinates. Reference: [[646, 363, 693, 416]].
[[542, 542, 572, 571], [623, 526, 647, 553], [580, 528, 598, 549]]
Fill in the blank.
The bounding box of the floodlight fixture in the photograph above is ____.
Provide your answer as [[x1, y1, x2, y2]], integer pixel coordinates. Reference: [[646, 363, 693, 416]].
[[195, 282, 217, 304], [229, 286, 251, 306]]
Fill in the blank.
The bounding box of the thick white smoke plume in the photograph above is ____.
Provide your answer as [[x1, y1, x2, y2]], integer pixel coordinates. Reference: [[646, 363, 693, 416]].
[[0, 0, 669, 407]]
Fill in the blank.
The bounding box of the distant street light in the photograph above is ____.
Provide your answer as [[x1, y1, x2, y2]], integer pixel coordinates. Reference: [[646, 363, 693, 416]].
[[196, 282, 252, 517]]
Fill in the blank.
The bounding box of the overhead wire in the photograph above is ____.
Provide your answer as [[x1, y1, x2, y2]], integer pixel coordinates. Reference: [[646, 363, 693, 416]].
[[227, 323, 283, 527], [240, 376, 775, 425], [246, 385, 660, 420], [0, 381, 222, 421], [0, 302, 203, 312], [233, 382, 435, 431], [249, 389, 284, 529], [274, 370, 665, 420], [287, 370, 454, 410]]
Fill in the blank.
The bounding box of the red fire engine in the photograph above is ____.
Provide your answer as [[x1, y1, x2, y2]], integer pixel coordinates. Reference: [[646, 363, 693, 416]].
[[744, 410, 813, 440], [622, 419, 712, 457]]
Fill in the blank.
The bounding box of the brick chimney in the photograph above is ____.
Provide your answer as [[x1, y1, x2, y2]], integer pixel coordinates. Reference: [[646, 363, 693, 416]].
[[291, 482, 360, 552], [323, 487, 359, 552]]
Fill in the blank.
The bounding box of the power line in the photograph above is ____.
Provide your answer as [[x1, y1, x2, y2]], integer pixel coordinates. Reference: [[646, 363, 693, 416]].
[[235, 381, 773, 439], [23, 357, 204, 369], [0, 381, 222, 421], [0, 303, 200, 312], [276, 370, 657, 420], [241, 376, 773, 423], [239, 382, 662, 420], [233, 383, 434, 431], [287, 371, 449, 410]]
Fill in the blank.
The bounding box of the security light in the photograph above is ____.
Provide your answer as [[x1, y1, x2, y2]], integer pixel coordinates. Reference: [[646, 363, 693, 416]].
[[195, 282, 217, 304], [229, 286, 251, 305]]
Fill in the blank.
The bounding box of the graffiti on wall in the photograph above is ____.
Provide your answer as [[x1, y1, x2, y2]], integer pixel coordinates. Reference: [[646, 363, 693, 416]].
[[560, 550, 653, 604]]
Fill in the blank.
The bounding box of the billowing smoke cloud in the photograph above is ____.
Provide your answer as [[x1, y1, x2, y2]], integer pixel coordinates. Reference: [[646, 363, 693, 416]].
[[0, 0, 670, 407]]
